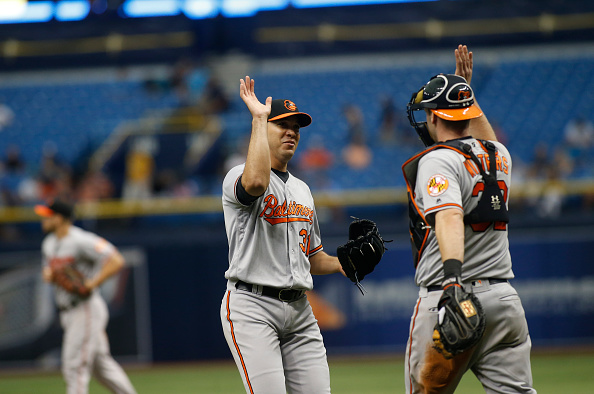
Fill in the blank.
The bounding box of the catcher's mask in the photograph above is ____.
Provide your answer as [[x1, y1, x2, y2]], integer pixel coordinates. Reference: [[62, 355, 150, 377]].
[[407, 74, 482, 147]]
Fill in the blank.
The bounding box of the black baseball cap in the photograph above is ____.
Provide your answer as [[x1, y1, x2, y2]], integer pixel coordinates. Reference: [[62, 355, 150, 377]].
[[34, 199, 74, 219], [412, 74, 483, 121], [268, 99, 312, 128]]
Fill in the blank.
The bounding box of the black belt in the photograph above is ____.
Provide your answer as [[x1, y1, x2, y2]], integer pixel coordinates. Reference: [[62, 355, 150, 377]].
[[236, 280, 306, 303], [427, 278, 508, 292], [58, 299, 80, 312]]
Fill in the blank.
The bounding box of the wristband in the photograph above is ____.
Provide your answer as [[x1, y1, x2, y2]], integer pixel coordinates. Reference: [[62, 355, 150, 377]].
[[442, 259, 462, 288]]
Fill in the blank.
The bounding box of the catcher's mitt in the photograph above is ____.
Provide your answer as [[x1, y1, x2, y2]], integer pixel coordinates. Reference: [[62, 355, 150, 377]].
[[53, 265, 91, 299], [337, 218, 387, 293], [432, 283, 486, 359]]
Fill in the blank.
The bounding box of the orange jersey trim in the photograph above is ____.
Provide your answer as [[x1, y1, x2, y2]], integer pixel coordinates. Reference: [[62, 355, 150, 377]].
[[226, 291, 254, 394], [309, 244, 323, 255], [424, 203, 463, 215], [264, 217, 310, 225], [408, 297, 422, 393]]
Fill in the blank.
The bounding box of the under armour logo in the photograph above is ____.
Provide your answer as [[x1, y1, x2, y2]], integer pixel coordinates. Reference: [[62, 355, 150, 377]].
[[491, 195, 501, 210]]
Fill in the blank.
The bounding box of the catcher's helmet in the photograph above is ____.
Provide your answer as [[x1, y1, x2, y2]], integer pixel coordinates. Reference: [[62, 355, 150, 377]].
[[407, 74, 483, 147]]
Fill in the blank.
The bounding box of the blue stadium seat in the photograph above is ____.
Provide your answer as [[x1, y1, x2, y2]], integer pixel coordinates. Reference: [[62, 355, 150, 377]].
[[2, 53, 594, 188]]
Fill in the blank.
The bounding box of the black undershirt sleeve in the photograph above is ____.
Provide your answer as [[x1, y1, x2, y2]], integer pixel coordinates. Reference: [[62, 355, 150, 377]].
[[235, 175, 261, 205]]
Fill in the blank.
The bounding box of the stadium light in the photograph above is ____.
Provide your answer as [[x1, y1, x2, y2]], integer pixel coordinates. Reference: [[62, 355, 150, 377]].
[[291, 0, 437, 8], [0, 0, 446, 24], [0, 0, 28, 20], [55, 0, 91, 22], [182, 0, 218, 19], [0, 1, 53, 24], [221, 0, 289, 17], [121, 0, 181, 18]]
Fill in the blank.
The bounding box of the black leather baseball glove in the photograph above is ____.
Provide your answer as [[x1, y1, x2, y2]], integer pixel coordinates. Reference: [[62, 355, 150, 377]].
[[53, 265, 91, 299], [432, 282, 486, 359], [337, 219, 386, 293]]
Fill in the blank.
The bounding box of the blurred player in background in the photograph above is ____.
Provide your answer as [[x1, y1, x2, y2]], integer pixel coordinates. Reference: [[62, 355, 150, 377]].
[[401, 45, 536, 393], [36, 200, 137, 394], [220, 76, 346, 393]]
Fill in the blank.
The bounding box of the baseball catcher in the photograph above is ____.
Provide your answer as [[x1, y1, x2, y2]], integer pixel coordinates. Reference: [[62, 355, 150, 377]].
[[337, 218, 387, 293], [401, 44, 535, 393], [52, 265, 91, 299], [432, 259, 486, 359]]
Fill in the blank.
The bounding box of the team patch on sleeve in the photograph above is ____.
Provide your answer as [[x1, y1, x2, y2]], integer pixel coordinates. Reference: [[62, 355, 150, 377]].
[[427, 174, 449, 197]]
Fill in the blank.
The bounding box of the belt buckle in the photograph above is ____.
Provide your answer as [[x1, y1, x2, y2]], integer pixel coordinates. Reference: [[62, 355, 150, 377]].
[[278, 289, 295, 302]]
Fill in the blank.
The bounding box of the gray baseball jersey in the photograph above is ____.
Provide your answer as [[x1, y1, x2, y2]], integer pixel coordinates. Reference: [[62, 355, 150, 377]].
[[222, 163, 323, 290], [412, 138, 514, 287], [403, 137, 536, 393], [42, 226, 114, 310], [220, 164, 331, 394], [41, 226, 136, 394]]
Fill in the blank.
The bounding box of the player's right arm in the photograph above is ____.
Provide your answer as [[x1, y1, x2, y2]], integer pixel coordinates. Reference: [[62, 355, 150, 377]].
[[86, 248, 125, 290], [454, 44, 497, 142], [239, 76, 273, 196], [434, 209, 465, 263]]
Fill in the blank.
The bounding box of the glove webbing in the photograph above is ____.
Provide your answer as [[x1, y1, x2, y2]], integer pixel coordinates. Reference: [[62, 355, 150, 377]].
[[353, 272, 367, 295]]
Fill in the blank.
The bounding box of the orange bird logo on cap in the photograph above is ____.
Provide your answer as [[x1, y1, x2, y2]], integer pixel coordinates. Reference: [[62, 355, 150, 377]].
[[284, 100, 297, 111], [457, 90, 471, 101]]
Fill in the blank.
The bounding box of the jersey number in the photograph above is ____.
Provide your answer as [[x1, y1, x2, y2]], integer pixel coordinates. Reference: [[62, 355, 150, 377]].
[[470, 180, 509, 232], [299, 229, 311, 256]]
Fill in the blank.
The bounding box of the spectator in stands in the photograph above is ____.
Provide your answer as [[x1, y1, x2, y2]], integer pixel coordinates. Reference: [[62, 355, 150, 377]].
[[169, 57, 194, 105], [3, 145, 25, 173], [342, 103, 366, 144], [17, 175, 41, 204], [342, 132, 372, 170], [76, 169, 114, 203], [552, 146, 575, 179], [378, 95, 411, 145], [0, 145, 41, 206], [341, 103, 373, 170], [223, 136, 250, 174], [564, 116, 594, 149], [563, 115, 594, 172], [378, 95, 397, 143], [121, 136, 156, 201], [74, 169, 115, 229], [536, 165, 566, 219], [38, 142, 73, 202], [198, 76, 231, 115], [153, 169, 199, 198], [524, 143, 573, 219], [0, 100, 14, 131], [526, 142, 551, 180], [299, 135, 334, 189], [1, 145, 27, 206]]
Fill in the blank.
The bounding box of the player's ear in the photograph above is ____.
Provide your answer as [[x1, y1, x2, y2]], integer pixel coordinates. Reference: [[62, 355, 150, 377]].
[[428, 110, 438, 126]]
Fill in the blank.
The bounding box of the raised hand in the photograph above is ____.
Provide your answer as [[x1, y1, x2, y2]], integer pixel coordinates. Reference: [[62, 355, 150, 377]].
[[454, 44, 473, 85], [239, 76, 272, 119]]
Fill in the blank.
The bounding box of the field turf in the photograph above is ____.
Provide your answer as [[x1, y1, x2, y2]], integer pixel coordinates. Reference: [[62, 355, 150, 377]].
[[1, 352, 592, 393]]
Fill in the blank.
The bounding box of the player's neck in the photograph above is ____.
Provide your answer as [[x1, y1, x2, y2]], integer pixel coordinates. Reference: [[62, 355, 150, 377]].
[[437, 129, 467, 143], [55, 223, 71, 239], [271, 158, 288, 172]]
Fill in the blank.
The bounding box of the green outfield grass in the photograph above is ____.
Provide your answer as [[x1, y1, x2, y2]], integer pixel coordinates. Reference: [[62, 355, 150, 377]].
[[1, 352, 593, 393]]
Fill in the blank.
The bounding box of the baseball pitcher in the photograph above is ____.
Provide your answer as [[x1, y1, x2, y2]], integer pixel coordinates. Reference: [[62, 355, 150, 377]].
[[220, 76, 386, 393]]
